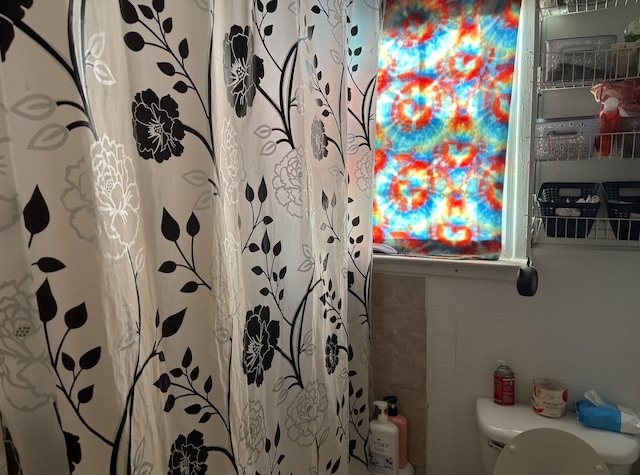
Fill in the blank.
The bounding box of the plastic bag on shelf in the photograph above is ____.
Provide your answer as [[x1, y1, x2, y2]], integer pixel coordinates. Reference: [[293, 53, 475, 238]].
[[576, 389, 640, 434], [591, 80, 640, 117]]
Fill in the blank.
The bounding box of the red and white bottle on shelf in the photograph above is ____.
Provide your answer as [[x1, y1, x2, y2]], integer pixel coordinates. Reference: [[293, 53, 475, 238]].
[[493, 360, 515, 406], [596, 96, 620, 158]]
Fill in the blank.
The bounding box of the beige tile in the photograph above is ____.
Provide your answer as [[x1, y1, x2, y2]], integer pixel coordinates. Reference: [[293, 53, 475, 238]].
[[372, 359, 426, 389], [371, 309, 426, 369], [372, 272, 426, 310]]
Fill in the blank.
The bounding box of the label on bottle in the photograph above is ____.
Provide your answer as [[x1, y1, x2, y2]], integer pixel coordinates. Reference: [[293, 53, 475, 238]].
[[494, 373, 515, 405], [369, 434, 395, 474]]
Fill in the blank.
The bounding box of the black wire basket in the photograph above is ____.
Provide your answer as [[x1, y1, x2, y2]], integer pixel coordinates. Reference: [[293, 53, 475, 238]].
[[602, 182, 640, 240], [537, 182, 603, 238]]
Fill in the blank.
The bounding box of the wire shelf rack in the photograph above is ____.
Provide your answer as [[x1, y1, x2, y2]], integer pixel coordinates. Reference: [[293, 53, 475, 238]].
[[535, 129, 640, 161], [540, 0, 640, 17], [538, 45, 640, 91], [532, 215, 640, 245]]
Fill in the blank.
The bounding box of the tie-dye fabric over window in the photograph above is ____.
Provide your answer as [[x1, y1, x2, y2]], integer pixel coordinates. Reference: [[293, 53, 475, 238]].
[[374, 0, 521, 259]]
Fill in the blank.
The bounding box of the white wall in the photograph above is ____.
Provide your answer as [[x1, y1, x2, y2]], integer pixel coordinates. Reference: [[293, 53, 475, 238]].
[[424, 250, 640, 475]]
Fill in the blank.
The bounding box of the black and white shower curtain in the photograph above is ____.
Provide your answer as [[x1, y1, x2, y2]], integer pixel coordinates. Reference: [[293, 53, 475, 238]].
[[0, 0, 382, 473]]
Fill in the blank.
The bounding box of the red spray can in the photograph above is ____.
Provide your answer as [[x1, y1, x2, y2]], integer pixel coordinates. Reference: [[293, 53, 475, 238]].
[[493, 360, 515, 406]]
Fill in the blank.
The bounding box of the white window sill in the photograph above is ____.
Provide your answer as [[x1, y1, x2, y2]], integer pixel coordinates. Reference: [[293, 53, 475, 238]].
[[372, 254, 526, 282]]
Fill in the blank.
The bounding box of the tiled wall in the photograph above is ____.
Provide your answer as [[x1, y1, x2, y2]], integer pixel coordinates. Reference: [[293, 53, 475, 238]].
[[372, 250, 640, 475], [371, 273, 427, 475]]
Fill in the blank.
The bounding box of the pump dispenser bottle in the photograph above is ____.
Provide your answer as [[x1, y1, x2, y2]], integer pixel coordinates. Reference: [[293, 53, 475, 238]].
[[369, 401, 399, 475], [383, 396, 415, 475]]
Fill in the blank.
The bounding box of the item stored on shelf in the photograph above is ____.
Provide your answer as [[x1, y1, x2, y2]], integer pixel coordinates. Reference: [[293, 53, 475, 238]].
[[536, 116, 598, 161], [602, 181, 640, 240], [624, 16, 640, 76], [590, 79, 640, 117], [619, 117, 640, 158], [596, 97, 620, 157], [545, 35, 616, 83], [612, 41, 640, 78], [537, 182, 603, 238]]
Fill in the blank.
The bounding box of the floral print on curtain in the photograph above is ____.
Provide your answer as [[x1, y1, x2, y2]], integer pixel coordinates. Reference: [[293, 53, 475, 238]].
[[0, 0, 382, 474]]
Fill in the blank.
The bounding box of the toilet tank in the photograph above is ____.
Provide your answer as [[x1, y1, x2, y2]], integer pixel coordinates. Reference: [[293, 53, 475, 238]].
[[476, 398, 640, 475]]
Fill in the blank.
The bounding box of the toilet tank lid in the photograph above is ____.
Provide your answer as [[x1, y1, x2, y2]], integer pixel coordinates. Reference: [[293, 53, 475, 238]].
[[476, 398, 640, 466]]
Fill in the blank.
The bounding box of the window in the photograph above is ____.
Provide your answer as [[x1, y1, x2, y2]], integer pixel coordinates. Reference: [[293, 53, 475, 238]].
[[373, 0, 529, 260]]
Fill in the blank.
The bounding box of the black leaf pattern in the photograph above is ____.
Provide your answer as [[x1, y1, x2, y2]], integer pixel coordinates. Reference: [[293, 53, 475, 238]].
[[23, 185, 49, 245], [154, 373, 171, 393], [138, 5, 154, 19], [61, 352, 75, 371], [186, 213, 200, 236], [161, 308, 186, 338], [180, 282, 198, 293], [173, 81, 188, 93], [77, 385, 94, 404], [123, 32, 145, 51], [261, 231, 270, 254], [79, 347, 101, 370], [157, 62, 175, 75], [199, 413, 212, 423], [64, 302, 88, 330], [322, 191, 329, 210], [258, 177, 267, 202], [152, 0, 165, 12], [158, 261, 177, 273], [246, 183, 255, 202], [35, 257, 66, 273], [190, 366, 199, 381], [36, 278, 57, 323], [119, 0, 138, 24], [164, 395, 176, 412], [161, 208, 180, 241], [0, 1, 32, 61], [184, 404, 201, 415], [204, 376, 212, 393], [162, 17, 173, 33], [266, 0, 277, 13], [182, 348, 192, 368], [178, 38, 189, 59]]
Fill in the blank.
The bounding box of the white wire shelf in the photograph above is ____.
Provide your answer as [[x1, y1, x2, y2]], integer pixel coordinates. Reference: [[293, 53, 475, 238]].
[[540, 0, 639, 16], [536, 129, 640, 161], [538, 46, 640, 91], [532, 215, 640, 245]]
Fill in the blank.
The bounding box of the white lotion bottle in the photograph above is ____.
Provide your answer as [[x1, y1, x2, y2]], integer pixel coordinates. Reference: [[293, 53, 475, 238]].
[[369, 401, 400, 475]]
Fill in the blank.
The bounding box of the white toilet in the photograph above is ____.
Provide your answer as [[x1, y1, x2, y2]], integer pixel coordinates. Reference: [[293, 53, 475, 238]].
[[476, 398, 640, 475]]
